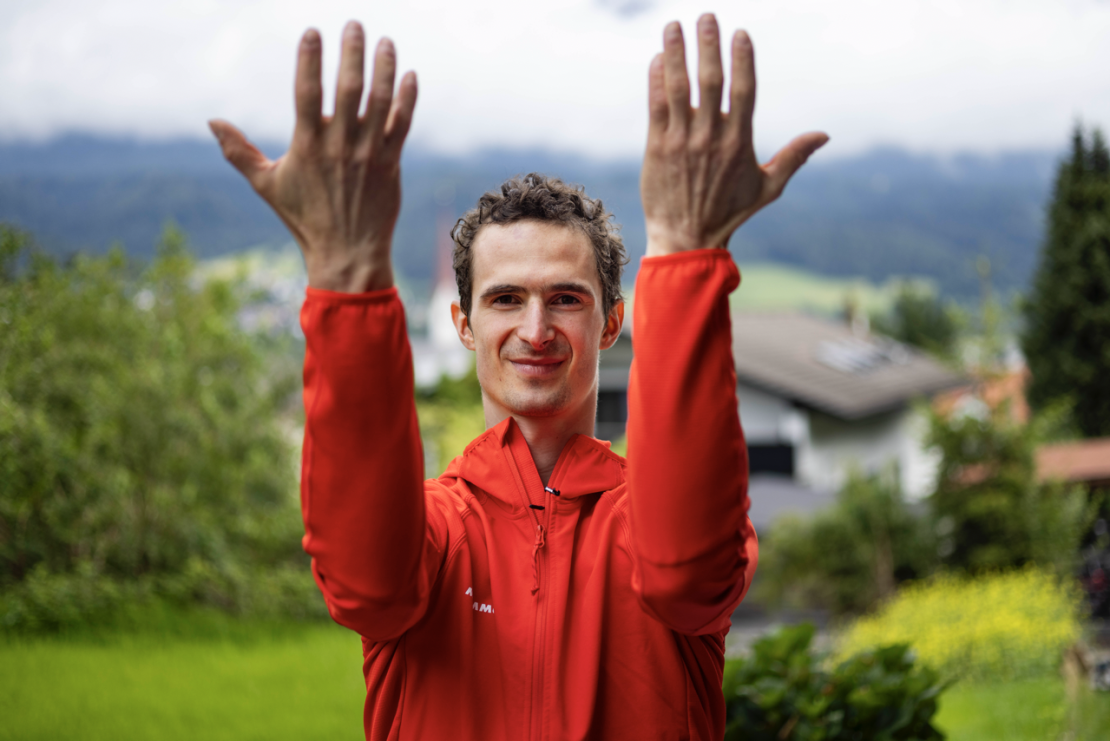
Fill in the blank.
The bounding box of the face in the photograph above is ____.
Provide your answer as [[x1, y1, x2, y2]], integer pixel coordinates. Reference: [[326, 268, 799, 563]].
[[451, 220, 623, 425]]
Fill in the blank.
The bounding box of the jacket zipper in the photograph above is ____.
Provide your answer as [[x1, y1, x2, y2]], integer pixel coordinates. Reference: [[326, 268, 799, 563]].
[[529, 481, 560, 741]]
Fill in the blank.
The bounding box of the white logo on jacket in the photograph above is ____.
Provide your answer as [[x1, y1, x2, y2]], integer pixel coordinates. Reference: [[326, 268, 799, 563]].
[[465, 587, 494, 614]]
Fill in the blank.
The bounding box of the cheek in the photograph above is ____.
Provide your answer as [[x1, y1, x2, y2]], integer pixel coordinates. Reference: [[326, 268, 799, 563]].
[[470, 322, 510, 376]]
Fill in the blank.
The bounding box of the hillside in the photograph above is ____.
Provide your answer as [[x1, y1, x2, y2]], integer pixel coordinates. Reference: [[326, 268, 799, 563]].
[[0, 135, 1057, 298]]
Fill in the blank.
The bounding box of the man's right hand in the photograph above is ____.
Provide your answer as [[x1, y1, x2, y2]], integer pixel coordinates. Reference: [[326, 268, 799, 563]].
[[209, 21, 417, 293]]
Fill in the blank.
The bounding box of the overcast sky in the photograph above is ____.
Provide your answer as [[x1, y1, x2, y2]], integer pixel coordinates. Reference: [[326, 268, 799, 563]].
[[3, 0, 1109, 160]]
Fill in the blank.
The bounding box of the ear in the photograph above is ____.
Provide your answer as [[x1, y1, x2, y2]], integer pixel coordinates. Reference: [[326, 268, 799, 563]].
[[599, 300, 624, 351], [451, 301, 476, 351]]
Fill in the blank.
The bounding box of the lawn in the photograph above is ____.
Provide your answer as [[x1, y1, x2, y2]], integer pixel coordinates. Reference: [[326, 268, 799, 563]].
[[936, 676, 1110, 741], [728, 261, 910, 316], [3, 611, 1109, 741], [936, 677, 1068, 741], [0, 611, 366, 741]]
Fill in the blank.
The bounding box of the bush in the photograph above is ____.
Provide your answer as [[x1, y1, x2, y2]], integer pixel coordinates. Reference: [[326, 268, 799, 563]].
[[0, 225, 319, 632], [755, 469, 937, 615], [837, 569, 1082, 683], [415, 366, 485, 477], [928, 403, 1091, 574], [724, 623, 948, 741]]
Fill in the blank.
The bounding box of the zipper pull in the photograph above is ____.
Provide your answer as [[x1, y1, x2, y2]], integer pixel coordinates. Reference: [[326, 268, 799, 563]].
[[531, 524, 546, 595]]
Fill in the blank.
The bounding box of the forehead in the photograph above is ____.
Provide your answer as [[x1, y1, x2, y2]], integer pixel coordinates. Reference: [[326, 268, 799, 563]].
[[470, 220, 599, 294]]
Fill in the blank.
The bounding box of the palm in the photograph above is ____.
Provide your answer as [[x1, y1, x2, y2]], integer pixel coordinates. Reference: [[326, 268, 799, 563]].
[[640, 16, 827, 256], [209, 23, 417, 293]]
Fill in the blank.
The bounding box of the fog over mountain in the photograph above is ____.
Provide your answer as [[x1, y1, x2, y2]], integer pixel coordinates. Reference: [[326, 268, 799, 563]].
[[0, 135, 1059, 299]]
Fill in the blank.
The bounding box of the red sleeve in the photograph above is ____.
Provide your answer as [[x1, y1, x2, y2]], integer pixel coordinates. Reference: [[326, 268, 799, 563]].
[[626, 249, 758, 635], [299, 286, 441, 640]]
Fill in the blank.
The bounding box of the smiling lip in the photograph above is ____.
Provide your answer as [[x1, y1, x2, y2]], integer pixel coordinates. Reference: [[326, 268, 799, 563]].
[[509, 358, 566, 377]]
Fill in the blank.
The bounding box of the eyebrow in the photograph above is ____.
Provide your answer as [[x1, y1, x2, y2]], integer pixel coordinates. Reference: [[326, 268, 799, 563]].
[[478, 282, 596, 300]]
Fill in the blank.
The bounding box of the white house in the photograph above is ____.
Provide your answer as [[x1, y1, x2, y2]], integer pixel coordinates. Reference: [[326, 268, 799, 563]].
[[596, 311, 966, 529]]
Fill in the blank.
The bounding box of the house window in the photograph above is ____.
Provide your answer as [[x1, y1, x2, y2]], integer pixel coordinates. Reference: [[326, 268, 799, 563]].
[[595, 390, 628, 442], [596, 390, 627, 424], [748, 444, 794, 476]]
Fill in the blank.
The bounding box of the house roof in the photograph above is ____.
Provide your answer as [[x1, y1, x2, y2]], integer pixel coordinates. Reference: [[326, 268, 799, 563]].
[[731, 312, 966, 420], [1037, 438, 1110, 485]]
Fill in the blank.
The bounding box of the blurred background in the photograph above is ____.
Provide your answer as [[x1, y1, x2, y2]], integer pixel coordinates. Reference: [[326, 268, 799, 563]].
[[2, 1, 1110, 739]]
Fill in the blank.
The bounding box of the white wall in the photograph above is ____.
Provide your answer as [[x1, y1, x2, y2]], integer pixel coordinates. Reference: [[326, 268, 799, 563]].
[[737, 382, 804, 445], [794, 406, 937, 500]]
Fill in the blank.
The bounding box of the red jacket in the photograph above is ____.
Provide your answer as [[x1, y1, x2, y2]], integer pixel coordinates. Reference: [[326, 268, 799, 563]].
[[299, 249, 757, 740]]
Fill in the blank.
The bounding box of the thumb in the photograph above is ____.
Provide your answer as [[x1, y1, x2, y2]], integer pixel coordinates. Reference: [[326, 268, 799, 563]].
[[762, 131, 829, 201], [209, 119, 271, 191]]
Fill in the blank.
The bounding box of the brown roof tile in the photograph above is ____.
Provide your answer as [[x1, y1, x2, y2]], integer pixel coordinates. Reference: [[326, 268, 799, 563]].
[[1037, 438, 1110, 484]]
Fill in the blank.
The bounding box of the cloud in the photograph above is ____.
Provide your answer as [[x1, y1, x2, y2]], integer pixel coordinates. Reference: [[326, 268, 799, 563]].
[[1, 0, 1108, 159], [595, 0, 658, 20]]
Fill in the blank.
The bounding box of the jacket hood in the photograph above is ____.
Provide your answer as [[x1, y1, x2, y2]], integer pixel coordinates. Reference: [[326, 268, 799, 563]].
[[448, 417, 626, 508]]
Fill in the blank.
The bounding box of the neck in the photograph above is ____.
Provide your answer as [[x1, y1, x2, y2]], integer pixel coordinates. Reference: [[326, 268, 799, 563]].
[[483, 395, 597, 486]]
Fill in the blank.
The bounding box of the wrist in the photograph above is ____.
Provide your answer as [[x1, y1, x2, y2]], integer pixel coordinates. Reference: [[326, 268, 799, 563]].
[[645, 236, 725, 258], [306, 255, 394, 293]]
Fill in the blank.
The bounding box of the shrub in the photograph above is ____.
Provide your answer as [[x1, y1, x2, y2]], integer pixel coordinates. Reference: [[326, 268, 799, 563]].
[[755, 469, 937, 615], [415, 366, 485, 477], [837, 569, 1082, 682], [724, 623, 949, 740], [0, 225, 319, 632], [928, 402, 1091, 575]]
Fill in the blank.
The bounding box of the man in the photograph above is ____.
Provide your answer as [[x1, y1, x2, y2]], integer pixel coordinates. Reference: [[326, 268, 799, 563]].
[[210, 13, 826, 740]]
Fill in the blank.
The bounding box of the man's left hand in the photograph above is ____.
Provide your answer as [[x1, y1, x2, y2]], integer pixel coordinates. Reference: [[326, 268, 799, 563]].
[[640, 14, 828, 257]]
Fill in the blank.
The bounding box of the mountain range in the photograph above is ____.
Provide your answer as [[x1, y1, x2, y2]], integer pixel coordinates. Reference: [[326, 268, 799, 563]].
[[0, 134, 1061, 299]]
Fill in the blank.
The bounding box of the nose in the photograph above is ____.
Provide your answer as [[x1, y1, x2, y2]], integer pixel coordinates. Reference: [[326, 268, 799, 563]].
[[517, 298, 555, 350]]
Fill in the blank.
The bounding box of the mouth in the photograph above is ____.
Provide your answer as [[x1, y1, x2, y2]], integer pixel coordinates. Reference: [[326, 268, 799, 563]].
[[508, 357, 566, 377]]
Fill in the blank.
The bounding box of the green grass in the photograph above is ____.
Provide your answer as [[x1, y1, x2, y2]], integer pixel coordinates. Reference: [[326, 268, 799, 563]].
[[936, 677, 1068, 741], [6, 606, 1110, 741], [0, 608, 366, 741], [936, 676, 1110, 741], [729, 261, 921, 316]]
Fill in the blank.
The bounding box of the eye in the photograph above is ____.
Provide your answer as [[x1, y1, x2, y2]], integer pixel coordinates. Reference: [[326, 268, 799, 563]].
[[552, 294, 582, 306], [491, 294, 518, 305]]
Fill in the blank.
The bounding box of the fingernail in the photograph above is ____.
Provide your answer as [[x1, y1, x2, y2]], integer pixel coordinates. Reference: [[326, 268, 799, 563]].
[[207, 120, 223, 142], [302, 28, 320, 47], [666, 21, 681, 40], [344, 20, 362, 35]]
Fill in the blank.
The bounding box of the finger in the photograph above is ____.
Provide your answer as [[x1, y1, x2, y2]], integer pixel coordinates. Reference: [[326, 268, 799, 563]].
[[332, 21, 366, 139], [694, 14, 724, 130], [647, 53, 668, 138], [362, 37, 398, 146], [728, 30, 756, 145], [294, 29, 323, 140], [662, 21, 690, 131], [762, 132, 830, 200], [209, 119, 273, 192], [383, 71, 418, 158]]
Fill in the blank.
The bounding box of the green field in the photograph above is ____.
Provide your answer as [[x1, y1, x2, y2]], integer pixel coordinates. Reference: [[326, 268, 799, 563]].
[[3, 614, 1107, 741], [730, 261, 919, 316], [0, 615, 366, 741]]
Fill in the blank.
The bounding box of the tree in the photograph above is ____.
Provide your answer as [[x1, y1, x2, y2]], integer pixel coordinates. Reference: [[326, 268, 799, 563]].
[[0, 225, 318, 631], [1022, 124, 1110, 437], [871, 283, 961, 361], [755, 469, 936, 615], [927, 403, 1089, 575]]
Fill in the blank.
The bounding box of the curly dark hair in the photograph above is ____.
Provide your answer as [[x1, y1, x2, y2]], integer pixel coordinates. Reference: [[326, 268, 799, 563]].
[[450, 173, 628, 317]]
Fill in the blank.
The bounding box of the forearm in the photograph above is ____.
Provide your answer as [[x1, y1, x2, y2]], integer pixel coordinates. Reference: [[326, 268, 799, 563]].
[[300, 286, 431, 635], [626, 248, 757, 634]]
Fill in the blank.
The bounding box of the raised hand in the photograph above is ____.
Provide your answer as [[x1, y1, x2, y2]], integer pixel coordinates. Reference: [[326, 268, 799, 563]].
[[640, 15, 828, 257], [209, 22, 417, 292]]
